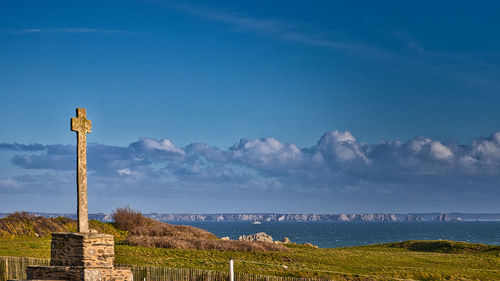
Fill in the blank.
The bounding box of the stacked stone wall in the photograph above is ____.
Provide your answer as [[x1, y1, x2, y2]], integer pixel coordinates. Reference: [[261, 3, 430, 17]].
[[27, 265, 133, 281], [50, 233, 115, 268], [26, 232, 132, 281], [27, 265, 99, 281], [99, 267, 133, 281]]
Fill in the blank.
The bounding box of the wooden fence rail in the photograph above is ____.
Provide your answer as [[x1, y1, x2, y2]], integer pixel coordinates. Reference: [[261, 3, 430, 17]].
[[0, 256, 50, 281], [0, 256, 328, 281]]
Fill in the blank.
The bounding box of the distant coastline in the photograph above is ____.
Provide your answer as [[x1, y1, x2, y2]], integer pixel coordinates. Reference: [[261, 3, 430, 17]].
[[2, 212, 500, 222]]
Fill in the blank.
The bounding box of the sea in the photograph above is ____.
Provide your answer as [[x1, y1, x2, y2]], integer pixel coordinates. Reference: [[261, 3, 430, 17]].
[[170, 221, 500, 248]]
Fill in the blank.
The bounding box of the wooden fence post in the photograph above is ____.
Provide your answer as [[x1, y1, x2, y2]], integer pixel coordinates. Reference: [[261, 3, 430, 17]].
[[0, 257, 6, 281], [229, 259, 234, 281], [5, 256, 9, 281]]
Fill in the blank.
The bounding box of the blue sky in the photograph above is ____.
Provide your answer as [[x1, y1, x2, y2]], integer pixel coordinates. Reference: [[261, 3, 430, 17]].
[[1, 0, 500, 213]]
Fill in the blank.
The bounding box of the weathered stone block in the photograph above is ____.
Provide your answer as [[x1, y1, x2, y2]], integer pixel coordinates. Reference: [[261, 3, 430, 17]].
[[26, 266, 133, 281], [27, 265, 101, 281], [98, 267, 133, 281], [50, 232, 115, 268]]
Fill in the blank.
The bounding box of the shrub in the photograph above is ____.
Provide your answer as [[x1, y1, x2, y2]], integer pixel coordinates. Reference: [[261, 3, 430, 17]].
[[112, 206, 151, 231]]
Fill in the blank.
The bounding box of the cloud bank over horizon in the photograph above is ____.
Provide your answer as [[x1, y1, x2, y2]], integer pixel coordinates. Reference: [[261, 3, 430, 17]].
[[1, 130, 500, 213]]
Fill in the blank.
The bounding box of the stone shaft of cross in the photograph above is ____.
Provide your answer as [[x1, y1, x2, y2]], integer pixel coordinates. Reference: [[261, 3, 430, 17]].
[[71, 108, 92, 233]]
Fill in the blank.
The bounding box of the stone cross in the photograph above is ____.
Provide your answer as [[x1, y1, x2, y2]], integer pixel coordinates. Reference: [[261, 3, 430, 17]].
[[71, 108, 92, 232]]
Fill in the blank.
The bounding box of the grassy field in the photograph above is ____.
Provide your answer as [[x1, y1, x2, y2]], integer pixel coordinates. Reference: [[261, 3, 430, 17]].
[[1, 211, 499, 280], [1, 237, 499, 280]]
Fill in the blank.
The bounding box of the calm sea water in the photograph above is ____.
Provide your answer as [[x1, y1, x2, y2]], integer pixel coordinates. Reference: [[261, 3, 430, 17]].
[[170, 221, 500, 248]]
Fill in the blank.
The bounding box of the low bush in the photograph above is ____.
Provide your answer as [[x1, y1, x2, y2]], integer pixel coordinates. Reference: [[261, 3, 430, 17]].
[[111, 206, 150, 231]]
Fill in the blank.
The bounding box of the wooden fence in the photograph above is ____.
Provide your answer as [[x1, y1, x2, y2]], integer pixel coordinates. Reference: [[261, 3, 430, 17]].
[[0, 256, 328, 281], [0, 256, 50, 281]]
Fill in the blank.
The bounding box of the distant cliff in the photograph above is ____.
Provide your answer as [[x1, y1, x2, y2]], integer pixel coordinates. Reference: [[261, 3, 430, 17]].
[[2, 212, 499, 222], [145, 213, 423, 222], [433, 214, 463, 222]]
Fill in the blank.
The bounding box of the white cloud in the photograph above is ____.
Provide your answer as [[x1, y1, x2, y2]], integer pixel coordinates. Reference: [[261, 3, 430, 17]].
[[229, 137, 303, 172], [117, 168, 143, 177], [329, 130, 356, 143], [140, 138, 185, 155], [317, 130, 368, 163], [430, 141, 453, 160], [409, 137, 431, 154], [5, 130, 500, 203], [0, 178, 20, 188], [492, 132, 500, 145]]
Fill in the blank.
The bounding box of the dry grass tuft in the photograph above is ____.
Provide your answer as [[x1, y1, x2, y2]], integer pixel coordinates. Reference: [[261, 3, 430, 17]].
[[0, 211, 125, 238], [125, 236, 286, 251], [0, 212, 73, 237], [112, 206, 217, 240], [112, 207, 288, 252]]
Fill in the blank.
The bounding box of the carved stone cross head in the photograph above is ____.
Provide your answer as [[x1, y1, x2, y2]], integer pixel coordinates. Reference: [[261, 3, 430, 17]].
[[71, 108, 92, 134]]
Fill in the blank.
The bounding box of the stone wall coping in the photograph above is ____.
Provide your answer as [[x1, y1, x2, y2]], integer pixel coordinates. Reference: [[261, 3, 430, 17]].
[[52, 232, 114, 238]]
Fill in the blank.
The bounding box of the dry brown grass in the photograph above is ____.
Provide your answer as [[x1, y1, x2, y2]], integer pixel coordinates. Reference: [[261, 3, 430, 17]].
[[0, 212, 73, 237], [112, 206, 216, 240], [125, 235, 287, 251], [0, 211, 125, 238], [112, 207, 288, 252]]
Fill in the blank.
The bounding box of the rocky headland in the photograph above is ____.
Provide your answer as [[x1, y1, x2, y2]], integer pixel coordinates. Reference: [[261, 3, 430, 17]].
[[145, 213, 424, 222], [3, 212, 499, 222]]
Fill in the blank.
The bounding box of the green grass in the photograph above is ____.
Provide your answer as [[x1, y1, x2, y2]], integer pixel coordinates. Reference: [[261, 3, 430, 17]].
[[384, 240, 500, 254], [0, 238, 51, 258], [1, 213, 499, 280], [1, 237, 499, 280]]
